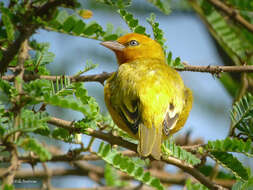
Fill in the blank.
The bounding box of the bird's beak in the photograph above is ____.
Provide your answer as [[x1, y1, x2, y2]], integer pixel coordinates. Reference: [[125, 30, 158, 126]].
[[100, 41, 125, 52]]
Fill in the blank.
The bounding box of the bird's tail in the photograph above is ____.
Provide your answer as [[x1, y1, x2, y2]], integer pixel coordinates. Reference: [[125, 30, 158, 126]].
[[137, 123, 161, 160]]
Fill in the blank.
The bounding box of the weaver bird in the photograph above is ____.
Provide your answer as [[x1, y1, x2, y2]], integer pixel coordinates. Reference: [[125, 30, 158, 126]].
[[101, 33, 193, 160]]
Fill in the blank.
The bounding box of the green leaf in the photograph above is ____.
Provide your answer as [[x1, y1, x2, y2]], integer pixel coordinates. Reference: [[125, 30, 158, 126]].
[[0, 78, 14, 97], [193, 0, 253, 66], [40, 79, 100, 123], [146, 13, 167, 50], [166, 51, 172, 65], [97, 142, 165, 190], [206, 138, 253, 157], [118, 9, 148, 36], [134, 26, 146, 35], [210, 151, 248, 180], [232, 177, 253, 190], [21, 110, 50, 136], [186, 179, 209, 190], [146, 0, 171, 14], [2, 109, 50, 138], [219, 73, 240, 97], [62, 15, 79, 32], [163, 139, 201, 166], [198, 165, 235, 179], [105, 163, 127, 187], [18, 138, 52, 161], [230, 93, 253, 138], [52, 128, 73, 142], [2, 12, 15, 42], [74, 60, 98, 77], [83, 21, 101, 36], [3, 184, 14, 190], [96, 0, 132, 8], [34, 46, 55, 67], [23, 79, 51, 99], [51, 10, 70, 28], [72, 20, 86, 35], [226, 0, 253, 11]]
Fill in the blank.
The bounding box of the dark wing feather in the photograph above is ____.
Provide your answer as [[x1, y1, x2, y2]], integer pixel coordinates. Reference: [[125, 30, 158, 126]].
[[116, 100, 140, 134]]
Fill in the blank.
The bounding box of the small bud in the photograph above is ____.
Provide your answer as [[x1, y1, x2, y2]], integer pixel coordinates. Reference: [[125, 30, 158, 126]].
[[78, 9, 93, 19]]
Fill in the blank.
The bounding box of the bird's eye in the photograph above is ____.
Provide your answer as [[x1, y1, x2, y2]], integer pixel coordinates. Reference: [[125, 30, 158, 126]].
[[129, 40, 139, 46]]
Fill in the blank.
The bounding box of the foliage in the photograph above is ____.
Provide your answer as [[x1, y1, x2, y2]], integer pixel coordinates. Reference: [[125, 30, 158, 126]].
[[163, 139, 201, 165], [18, 137, 52, 161], [97, 142, 165, 190], [210, 151, 248, 180], [146, 0, 171, 14], [206, 138, 253, 157], [185, 179, 209, 190], [226, 0, 253, 11], [232, 177, 253, 190], [230, 93, 253, 139], [105, 163, 128, 187], [146, 13, 167, 50], [118, 9, 147, 35]]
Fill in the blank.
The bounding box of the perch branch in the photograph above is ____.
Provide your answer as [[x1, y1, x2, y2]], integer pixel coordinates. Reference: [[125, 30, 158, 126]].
[[3, 65, 253, 84]]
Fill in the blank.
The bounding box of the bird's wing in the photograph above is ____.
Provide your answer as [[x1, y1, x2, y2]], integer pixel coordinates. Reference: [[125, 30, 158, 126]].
[[169, 87, 193, 134], [116, 99, 140, 135]]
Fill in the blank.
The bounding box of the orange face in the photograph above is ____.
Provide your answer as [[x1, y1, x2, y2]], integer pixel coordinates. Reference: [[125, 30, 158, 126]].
[[101, 33, 165, 64]]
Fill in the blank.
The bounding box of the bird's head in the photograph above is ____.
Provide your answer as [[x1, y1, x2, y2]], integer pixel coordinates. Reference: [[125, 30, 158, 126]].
[[101, 33, 165, 64]]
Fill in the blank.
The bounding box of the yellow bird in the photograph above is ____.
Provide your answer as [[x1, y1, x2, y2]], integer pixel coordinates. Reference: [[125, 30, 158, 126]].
[[101, 33, 193, 160]]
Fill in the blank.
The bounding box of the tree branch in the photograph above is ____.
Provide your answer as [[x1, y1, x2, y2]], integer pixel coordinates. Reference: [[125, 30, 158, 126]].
[[1, 72, 113, 85], [1, 145, 20, 188], [2, 65, 253, 84], [47, 117, 227, 190], [206, 0, 253, 34], [177, 65, 253, 74], [1, 40, 29, 188], [0, 150, 137, 165]]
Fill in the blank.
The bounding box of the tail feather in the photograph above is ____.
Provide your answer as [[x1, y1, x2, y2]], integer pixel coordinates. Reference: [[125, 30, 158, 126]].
[[137, 123, 161, 160], [151, 126, 161, 160]]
